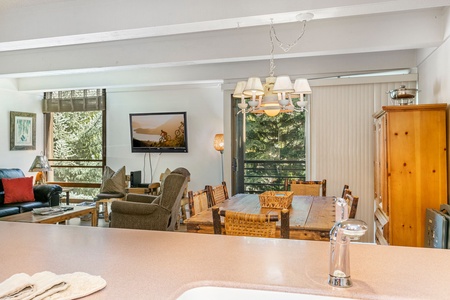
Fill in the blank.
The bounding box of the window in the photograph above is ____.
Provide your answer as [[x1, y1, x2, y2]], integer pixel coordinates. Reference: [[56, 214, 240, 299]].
[[43, 89, 106, 200], [233, 98, 307, 194]]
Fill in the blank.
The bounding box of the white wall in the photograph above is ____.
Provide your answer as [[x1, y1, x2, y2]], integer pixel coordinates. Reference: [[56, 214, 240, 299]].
[[106, 85, 224, 191], [0, 79, 44, 176], [418, 7, 450, 202]]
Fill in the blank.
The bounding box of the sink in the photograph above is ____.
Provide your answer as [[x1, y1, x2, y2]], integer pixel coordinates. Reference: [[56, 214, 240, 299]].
[[177, 286, 353, 300]]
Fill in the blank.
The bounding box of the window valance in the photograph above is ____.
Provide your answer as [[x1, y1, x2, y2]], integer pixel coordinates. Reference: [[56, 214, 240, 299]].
[[43, 89, 106, 112]]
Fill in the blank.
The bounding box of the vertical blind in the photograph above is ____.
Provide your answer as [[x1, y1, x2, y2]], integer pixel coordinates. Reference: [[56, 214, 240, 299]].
[[309, 78, 416, 242]]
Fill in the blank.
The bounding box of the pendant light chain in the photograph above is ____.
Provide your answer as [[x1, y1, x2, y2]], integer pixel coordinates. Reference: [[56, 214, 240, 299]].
[[269, 20, 276, 77], [270, 19, 308, 53]]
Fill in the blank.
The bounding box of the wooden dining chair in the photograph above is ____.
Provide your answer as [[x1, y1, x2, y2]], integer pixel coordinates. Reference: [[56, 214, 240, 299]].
[[187, 188, 210, 217], [341, 184, 349, 198], [343, 189, 359, 219], [285, 179, 326, 196], [212, 207, 290, 239], [206, 181, 229, 206]]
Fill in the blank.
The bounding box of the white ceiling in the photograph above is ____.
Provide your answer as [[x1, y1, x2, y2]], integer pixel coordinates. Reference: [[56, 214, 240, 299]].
[[0, 0, 449, 91]]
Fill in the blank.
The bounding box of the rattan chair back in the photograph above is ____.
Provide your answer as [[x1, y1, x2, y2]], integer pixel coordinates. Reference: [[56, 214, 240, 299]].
[[206, 181, 229, 206], [212, 207, 290, 239], [286, 179, 327, 196], [188, 188, 209, 217], [344, 190, 359, 219], [341, 184, 349, 198]]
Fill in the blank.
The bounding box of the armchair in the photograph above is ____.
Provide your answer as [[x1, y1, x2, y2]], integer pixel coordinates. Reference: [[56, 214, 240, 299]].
[[110, 167, 190, 231]]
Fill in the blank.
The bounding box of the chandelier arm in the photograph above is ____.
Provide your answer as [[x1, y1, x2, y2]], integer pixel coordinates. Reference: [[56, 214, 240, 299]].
[[270, 20, 307, 53]]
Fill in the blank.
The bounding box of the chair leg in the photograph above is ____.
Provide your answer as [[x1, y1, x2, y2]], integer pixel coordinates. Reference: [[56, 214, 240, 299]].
[[104, 202, 109, 222]]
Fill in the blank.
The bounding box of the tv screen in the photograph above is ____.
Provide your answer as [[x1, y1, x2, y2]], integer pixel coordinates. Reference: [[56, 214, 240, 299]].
[[129, 112, 188, 153]]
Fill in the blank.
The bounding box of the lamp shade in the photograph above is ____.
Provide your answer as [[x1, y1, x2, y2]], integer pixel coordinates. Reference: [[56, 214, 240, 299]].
[[213, 134, 224, 152], [233, 81, 249, 99], [243, 77, 264, 96], [29, 155, 52, 172], [273, 75, 294, 93], [292, 78, 312, 94]]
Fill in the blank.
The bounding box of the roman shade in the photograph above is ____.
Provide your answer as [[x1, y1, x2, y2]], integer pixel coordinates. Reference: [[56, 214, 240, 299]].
[[43, 89, 106, 112]]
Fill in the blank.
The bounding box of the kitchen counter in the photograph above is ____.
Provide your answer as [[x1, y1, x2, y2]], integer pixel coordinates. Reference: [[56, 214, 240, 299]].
[[0, 221, 448, 299]]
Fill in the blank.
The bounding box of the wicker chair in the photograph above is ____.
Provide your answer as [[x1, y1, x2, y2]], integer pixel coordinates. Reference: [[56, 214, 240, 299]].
[[343, 189, 359, 219], [285, 179, 326, 196], [188, 188, 210, 217], [212, 207, 290, 239], [206, 181, 229, 206], [341, 184, 349, 198]]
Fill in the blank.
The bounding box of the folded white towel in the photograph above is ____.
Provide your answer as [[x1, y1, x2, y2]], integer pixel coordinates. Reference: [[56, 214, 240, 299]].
[[44, 272, 106, 300], [22, 272, 69, 300], [0, 273, 35, 300]]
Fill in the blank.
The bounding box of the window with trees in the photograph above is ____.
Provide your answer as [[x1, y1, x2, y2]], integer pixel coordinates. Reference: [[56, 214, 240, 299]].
[[245, 112, 306, 192], [235, 107, 307, 194], [43, 89, 106, 200]]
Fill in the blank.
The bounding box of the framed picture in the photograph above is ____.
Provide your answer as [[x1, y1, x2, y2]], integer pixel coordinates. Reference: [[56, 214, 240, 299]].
[[10, 111, 36, 150]]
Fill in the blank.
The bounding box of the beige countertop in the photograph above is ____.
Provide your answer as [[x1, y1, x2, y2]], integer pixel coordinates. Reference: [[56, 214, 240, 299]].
[[0, 221, 448, 299]]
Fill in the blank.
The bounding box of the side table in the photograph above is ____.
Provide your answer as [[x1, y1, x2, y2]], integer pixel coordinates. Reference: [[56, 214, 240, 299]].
[[96, 198, 123, 222]]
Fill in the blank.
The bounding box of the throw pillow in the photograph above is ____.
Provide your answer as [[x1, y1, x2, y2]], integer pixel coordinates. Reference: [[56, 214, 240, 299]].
[[2, 177, 35, 204], [100, 166, 126, 194]]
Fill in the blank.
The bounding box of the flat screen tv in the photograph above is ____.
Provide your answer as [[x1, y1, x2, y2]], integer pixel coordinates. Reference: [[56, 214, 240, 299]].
[[129, 112, 188, 153]]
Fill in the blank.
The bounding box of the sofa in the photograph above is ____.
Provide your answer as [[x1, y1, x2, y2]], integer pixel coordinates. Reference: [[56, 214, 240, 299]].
[[0, 168, 62, 217]]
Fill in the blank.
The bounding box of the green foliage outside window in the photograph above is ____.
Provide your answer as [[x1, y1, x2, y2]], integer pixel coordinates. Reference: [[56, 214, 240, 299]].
[[52, 111, 103, 199], [244, 112, 306, 192]]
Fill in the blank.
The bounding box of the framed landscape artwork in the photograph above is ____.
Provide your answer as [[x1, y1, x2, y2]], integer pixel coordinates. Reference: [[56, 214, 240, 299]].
[[10, 111, 36, 150]]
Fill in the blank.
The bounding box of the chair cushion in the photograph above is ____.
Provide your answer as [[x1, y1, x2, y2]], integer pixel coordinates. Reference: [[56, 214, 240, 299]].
[[0, 206, 20, 217], [2, 177, 34, 204], [97, 192, 125, 200], [100, 166, 126, 194]]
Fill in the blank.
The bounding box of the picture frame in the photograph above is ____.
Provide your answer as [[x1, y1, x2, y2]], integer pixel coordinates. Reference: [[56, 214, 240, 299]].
[[10, 111, 36, 150]]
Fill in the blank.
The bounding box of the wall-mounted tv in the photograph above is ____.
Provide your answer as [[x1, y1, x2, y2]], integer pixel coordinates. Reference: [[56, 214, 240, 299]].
[[129, 112, 188, 153]]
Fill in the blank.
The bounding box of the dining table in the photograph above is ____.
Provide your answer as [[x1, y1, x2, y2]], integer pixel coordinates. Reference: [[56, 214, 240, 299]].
[[184, 193, 336, 241]]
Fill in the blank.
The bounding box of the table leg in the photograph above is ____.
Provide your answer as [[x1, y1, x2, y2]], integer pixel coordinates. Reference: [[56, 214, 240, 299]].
[[91, 208, 98, 227]]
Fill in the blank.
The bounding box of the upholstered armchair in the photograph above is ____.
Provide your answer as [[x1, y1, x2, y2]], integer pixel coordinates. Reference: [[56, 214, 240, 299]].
[[110, 167, 190, 231]]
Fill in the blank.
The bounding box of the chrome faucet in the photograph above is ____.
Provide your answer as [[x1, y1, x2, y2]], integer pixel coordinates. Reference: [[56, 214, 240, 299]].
[[335, 197, 348, 223], [328, 219, 367, 288]]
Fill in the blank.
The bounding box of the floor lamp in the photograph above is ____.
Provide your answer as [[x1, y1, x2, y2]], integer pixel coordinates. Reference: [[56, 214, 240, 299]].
[[214, 134, 224, 182]]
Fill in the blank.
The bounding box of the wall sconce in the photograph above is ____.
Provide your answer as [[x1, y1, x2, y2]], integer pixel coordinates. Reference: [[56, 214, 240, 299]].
[[214, 134, 224, 181], [29, 154, 52, 185]]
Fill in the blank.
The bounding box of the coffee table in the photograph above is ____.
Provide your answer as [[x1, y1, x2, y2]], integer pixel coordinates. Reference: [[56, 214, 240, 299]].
[[0, 206, 98, 226]]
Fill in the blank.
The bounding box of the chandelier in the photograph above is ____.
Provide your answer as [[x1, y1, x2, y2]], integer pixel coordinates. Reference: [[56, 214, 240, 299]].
[[233, 13, 313, 116]]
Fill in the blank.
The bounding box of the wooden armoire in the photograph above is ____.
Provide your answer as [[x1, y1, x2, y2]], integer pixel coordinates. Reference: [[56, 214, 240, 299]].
[[373, 104, 447, 247]]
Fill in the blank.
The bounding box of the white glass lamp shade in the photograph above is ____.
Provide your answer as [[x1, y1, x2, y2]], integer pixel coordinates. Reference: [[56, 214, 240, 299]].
[[233, 81, 249, 99], [243, 77, 264, 97], [264, 108, 281, 117], [279, 99, 289, 107], [248, 100, 259, 108], [297, 100, 308, 108], [292, 78, 312, 94], [273, 75, 294, 93], [238, 102, 248, 110]]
